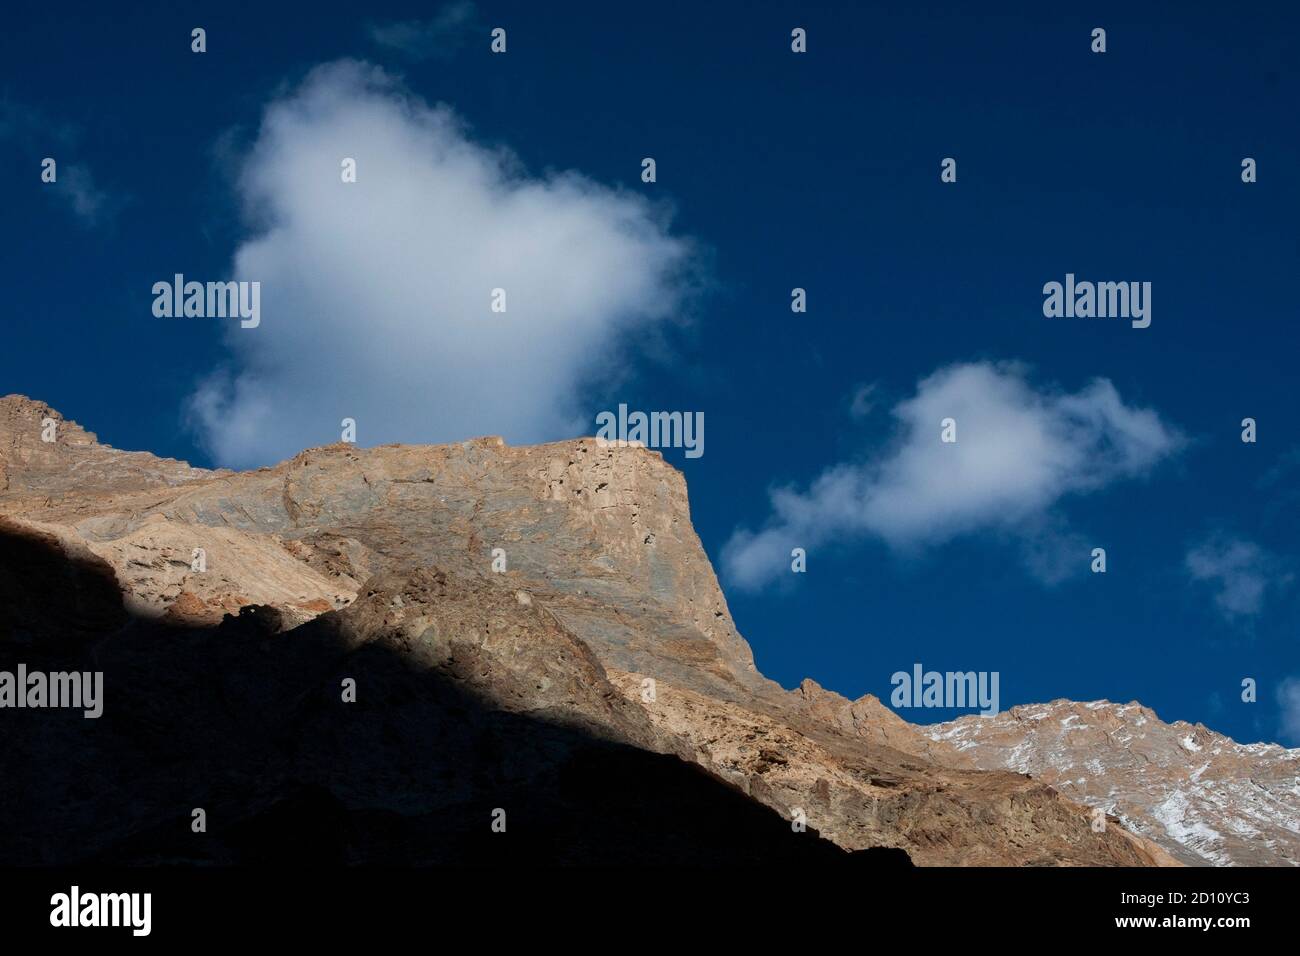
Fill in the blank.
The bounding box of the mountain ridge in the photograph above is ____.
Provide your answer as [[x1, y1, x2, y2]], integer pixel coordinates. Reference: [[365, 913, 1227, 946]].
[[3, 393, 1278, 866], [929, 698, 1300, 866]]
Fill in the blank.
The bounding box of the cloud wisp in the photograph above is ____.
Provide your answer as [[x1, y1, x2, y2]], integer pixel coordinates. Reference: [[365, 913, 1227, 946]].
[[1277, 678, 1300, 746], [1185, 536, 1288, 625], [367, 2, 480, 61], [723, 361, 1182, 590], [1, 98, 114, 226], [190, 60, 693, 468]]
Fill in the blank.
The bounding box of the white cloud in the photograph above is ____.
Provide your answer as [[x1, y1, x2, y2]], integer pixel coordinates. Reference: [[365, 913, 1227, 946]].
[[1277, 678, 1300, 745], [1185, 536, 1285, 623], [367, 2, 479, 60], [848, 382, 878, 419], [723, 361, 1181, 590], [59, 164, 110, 224], [189, 60, 693, 468], [0, 100, 113, 226]]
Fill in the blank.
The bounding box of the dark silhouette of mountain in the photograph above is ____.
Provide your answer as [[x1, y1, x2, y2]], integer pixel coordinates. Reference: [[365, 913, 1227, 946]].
[[0, 395, 1183, 866], [0, 520, 908, 866]]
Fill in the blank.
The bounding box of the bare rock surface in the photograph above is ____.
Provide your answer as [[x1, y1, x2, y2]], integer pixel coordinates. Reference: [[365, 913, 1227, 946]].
[[608, 671, 1172, 865], [929, 700, 1300, 866], [0, 393, 1263, 865]]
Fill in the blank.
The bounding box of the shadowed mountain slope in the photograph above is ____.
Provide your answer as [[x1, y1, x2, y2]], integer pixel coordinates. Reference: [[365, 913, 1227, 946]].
[[0, 395, 1193, 865]]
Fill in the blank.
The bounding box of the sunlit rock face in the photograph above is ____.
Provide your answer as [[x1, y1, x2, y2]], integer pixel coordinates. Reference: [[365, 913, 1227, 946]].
[[0, 394, 1193, 866]]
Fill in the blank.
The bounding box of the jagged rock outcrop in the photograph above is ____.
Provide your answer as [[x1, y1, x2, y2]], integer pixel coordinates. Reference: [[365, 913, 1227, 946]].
[[607, 672, 1173, 865], [928, 700, 1300, 866], [0, 395, 757, 695], [0, 394, 1203, 865], [1, 537, 876, 865]]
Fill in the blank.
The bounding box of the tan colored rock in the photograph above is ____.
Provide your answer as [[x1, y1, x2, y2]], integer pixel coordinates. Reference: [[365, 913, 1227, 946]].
[[789, 677, 975, 766], [607, 671, 1173, 866], [929, 699, 1300, 866], [0, 394, 1246, 866]]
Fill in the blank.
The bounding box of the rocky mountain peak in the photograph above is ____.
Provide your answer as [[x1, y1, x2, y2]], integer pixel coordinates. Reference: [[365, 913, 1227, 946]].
[[0, 397, 1244, 867], [929, 698, 1300, 866], [0, 393, 216, 498]]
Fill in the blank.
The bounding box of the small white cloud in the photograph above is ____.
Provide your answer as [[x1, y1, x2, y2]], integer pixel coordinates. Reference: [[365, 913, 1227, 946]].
[[367, 2, 479, 60], [59, 164, 110, 224], [848, 382, 878, 419], [723, 361, 1181, 590], [0, 99, 114, 226], [189, 60, 693, 468], [1185, 536, 1286, 623], [1276, 677, 1300, 745]]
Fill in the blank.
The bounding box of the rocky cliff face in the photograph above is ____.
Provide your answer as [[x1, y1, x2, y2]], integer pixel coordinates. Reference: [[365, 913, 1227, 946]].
[[928, 700, 1300, 866], [0, 394, 1206, 865]]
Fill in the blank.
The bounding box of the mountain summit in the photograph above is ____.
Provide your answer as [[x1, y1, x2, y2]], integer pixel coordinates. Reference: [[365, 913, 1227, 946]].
[[929, 699, 1300, 866], [3, 394, 1281, 865]]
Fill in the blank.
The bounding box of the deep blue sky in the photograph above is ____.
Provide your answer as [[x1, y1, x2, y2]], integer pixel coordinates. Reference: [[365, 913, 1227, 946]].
[[3, 1, 1297, 744]]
